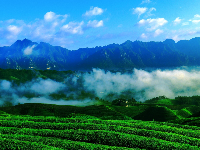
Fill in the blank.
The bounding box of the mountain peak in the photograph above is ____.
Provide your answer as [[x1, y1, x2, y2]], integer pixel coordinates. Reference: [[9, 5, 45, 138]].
[[10, 38, 37, 49], [121, 40, 133, 46], [163, 39, 175, 45], [22, 38, 32, 43], [124, 40, 133, 43]]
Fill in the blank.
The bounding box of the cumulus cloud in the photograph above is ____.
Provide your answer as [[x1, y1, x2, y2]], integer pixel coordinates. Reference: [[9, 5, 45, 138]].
[[154, 29, 163, 37], [4, 25, 22, 41], [87, 20, 103, 28], [44, 11, 68, 22], [188, 14, 200, 24], [6, 25, 22, 40], [23, 45, 37, 55], [141, 0, 151, 4], [83, 6, 104, 16], [141, 33, 148, 39], [194, 14, 200, 18], [0, 11, 72, 48], [61, 21, 84, 34], [137, 18, 168, 31], [173, 17, 182, 25], [132, 7, 155, 18], [132, 7, 147, 18], [44, 12, 57, 22], [7, 25, 22, 35], [191, 20, 200, 24]]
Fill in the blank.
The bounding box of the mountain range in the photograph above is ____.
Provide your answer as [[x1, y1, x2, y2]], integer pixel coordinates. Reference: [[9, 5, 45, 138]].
[[1, 37, 200, 71]]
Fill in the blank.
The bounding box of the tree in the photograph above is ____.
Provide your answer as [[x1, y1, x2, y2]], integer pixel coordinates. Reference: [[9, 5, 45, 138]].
[[112, 98, 127, 106], [0, 101, 13, 107]]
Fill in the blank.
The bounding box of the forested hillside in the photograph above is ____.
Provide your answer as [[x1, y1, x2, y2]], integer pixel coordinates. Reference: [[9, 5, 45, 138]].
[[1, 38, 200, 71]]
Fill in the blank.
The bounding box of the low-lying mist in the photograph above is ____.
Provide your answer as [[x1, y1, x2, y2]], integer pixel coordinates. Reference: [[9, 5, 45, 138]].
[[1, 67, 200, 107]]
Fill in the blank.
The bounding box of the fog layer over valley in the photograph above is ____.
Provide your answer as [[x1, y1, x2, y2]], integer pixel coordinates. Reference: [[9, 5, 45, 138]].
[[1, 67, 200, 107]]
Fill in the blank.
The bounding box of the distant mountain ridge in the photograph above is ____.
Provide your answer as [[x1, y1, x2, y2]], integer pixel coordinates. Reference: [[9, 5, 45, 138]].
[[0, 38, 200, 71]]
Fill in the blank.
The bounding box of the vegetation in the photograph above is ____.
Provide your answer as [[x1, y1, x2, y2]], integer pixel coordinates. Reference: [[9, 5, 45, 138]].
[[1, 68, 200, 149], [0, 109, 200, 149], [111, 98, 138, 106]]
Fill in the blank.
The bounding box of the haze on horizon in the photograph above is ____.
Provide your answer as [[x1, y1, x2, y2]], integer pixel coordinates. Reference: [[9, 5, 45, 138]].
[[0, 0, 200, 50]]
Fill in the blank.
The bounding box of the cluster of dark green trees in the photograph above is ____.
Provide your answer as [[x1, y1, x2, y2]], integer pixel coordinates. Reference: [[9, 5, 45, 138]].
[[144, 96, 168, 104], [175, 96, 200, 105], [111, 98, 140, 106]]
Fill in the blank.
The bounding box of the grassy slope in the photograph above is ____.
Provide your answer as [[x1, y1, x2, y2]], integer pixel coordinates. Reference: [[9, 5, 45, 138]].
[[1, 99, 200, 127], [142, 98, 200, 126]]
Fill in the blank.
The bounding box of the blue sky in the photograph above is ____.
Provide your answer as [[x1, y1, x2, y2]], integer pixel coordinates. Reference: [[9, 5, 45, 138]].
[[1, 0, 200, 50]]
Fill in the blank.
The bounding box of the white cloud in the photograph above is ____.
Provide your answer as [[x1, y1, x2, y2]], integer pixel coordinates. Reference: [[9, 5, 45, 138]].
[[154, 29, 163, 37], [83, 68, 200, 101], [4, 67, 200, 106], [194, 14, 200, 18], [173, 17, 182, 25], [182, 22, 189, 26], [172, 35, 179, 42], [0, 12, 75, 49], [21, 11, 69, 41], [61, 21, 84, 34], [166, 28, 200, 42], [87, 20, 103, 28], [6, 25, 22, 40], [132, 7, 147, 18], [141, 0, 151, 4], [44, 11, 69, 23], [141, 33, 148, 39], [83, 7, 103, 16], [23, 45, 36, 55], [146, 7, 156, 17], [30, 78, 65, 95], [1, 80, 11, 90], [44, 11, 57, 22], [7, 25, 21, 35], [137, 18, 168, 31], [188, 14, 200, 25], [191, 20, 200, 24], [44, 11, 68, 22]]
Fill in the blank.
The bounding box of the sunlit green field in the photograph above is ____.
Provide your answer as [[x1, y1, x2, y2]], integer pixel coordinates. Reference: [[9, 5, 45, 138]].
[[1, 106, 200, 149]]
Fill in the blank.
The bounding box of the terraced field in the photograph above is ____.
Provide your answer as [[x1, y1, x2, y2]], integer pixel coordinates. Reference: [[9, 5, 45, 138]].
[[1, 113, 200, 149]]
